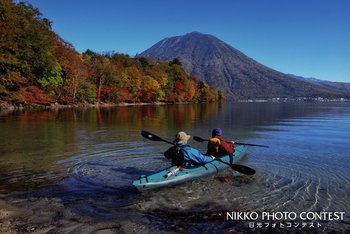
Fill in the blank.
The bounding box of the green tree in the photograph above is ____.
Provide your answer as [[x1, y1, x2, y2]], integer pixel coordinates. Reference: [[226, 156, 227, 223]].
[[0, 0, 62, 102], [169, 58, 182, 66]]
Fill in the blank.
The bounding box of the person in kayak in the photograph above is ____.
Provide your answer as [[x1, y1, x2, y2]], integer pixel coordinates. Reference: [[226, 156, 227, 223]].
[[206, 128, 234, 157], [164, 131, 215, 167]]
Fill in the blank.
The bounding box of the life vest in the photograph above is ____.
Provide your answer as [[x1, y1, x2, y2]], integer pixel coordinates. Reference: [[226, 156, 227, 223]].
[[208, 137, 222, 155], [207, 137, 234, 157]]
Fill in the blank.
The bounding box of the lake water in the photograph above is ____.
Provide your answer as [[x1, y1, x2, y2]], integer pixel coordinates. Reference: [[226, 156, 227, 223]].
[[0, 102, 349, 233]]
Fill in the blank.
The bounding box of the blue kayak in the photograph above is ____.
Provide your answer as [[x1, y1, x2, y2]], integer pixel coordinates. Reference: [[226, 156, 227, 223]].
[[132, 145, 246, 192]]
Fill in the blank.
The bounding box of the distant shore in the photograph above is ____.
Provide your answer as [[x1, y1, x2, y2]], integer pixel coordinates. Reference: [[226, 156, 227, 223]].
[[1, 97, 349, 113], [0, 101, 200, 113], [238, 97, 349, 103], [0, 101, 174, 110]]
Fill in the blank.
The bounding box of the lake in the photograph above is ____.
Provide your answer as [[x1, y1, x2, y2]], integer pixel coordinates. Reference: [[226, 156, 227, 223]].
[[0, 102, 349, 233]]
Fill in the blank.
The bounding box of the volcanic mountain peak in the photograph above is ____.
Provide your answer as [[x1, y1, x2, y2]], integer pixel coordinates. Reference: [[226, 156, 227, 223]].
[[140, 32, 346, 99]]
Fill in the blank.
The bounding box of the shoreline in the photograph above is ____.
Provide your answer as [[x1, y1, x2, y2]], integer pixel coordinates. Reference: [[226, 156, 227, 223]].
[[0, 101, 200, 113], [1, 97, 349, 113]]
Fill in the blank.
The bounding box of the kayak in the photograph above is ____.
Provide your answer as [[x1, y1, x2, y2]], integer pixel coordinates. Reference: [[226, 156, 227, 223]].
[[132, 145, 246, 192]]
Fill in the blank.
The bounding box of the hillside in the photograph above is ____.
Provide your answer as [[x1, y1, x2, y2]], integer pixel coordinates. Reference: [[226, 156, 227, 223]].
[[140, 32, 347, 100], [289, 74, 350, 94], [0, 1, 220, 108]]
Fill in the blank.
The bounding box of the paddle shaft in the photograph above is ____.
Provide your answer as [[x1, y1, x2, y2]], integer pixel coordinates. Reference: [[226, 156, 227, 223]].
[[193, 136, 269, 148]]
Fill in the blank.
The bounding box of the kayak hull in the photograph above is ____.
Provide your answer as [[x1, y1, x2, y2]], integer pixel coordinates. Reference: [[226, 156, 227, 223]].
[[132, 145, 246, 192]]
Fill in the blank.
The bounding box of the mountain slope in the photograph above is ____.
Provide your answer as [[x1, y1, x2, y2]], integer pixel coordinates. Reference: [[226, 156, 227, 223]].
[[289, 74, 350, 94], [140, 32, 345, 99]]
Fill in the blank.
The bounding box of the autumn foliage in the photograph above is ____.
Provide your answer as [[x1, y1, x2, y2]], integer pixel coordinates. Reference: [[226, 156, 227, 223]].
[[0, 0, 221, 106]]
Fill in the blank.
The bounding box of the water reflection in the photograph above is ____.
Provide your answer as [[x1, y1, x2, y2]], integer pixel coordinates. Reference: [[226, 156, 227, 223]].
[[0, 102, 349, 232], [0, 102, 340, 193]]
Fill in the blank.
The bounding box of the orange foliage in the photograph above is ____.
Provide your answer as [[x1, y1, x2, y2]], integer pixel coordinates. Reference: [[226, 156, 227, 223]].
[[117, 88, 130, 102], [0, 1, 220, 105], [99, 87, 112, 102], [17, 86, 54, 104], [54, 36, 90, 103], [174, 81, 183, 93]]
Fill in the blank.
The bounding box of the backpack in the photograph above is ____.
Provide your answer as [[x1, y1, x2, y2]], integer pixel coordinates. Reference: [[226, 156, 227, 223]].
[[164, 146, 185, 166]]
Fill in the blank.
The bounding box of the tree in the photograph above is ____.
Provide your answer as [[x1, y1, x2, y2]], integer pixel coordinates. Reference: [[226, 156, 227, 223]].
[[140, 75, 160, 102], [138, 57, 149, 70], [55, 36, 89, 103], [218, 90, 224, 101], [0, 0, 62, 103], [169, 58, 182, 66], [89, 56, 113, 102], [0, 1, 220, 105]]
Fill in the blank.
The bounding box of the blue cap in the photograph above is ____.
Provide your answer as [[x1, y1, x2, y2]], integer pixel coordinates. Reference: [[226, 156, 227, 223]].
[[212, 128, 222, 137]]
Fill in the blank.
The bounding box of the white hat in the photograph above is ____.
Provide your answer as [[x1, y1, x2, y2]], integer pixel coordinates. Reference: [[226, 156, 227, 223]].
[[174, 131, 191, 144]]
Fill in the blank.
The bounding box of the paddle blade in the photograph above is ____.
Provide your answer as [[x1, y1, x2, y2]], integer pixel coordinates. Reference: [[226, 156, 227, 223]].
[[230, 164, 256, 175], [141, 130, 163, 141], [193, 136, 207, 142], [141, 130, 174, 145]]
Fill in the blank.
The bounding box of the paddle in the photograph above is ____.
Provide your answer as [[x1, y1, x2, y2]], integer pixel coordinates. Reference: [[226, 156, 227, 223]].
[[141, 130, 174, 145], [141, 130, 255, 175], [215, 158, 255, 175], [193, 136, 269, 148]]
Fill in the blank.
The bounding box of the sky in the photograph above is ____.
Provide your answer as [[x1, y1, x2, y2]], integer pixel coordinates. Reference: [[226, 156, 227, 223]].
[[23, 0, 350, 83]]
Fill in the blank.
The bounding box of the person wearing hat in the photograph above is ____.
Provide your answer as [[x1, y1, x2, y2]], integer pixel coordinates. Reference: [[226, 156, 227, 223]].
[[206, 128, 234, 157], [164, 131, 214, 167]]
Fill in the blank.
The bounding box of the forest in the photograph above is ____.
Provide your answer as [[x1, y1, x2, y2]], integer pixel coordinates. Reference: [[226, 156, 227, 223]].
[[0, 0, 222, 107]]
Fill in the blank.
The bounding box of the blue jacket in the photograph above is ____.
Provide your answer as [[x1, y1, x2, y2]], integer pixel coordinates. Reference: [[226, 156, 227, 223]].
[[164, 144, 213, 166], [180, 144, 213, 164]]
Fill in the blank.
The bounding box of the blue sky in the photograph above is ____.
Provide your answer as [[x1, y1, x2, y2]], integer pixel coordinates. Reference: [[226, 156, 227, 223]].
[[24, 0, 350, 82]]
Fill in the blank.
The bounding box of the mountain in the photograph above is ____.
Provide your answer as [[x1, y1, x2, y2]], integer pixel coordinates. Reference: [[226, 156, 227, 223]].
[[140, 32, 347, 100], [288, 74, 350, 94]]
